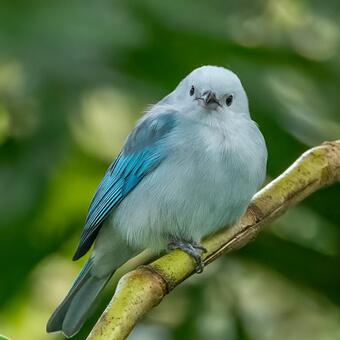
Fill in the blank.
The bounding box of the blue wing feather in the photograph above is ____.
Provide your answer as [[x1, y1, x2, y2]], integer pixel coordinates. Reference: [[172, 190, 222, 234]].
[[73, 111, 177, 260]]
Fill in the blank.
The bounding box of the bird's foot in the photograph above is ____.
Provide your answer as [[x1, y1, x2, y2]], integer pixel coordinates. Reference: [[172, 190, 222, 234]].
[[167, 239, 207, 273]]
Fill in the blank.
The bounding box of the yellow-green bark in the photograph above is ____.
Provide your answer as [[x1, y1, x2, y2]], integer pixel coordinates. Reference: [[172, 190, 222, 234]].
[[88, 140, 340, 340]]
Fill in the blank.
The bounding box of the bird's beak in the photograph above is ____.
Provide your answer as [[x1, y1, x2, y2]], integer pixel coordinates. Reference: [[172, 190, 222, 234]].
[[201, 91, 219, 106]]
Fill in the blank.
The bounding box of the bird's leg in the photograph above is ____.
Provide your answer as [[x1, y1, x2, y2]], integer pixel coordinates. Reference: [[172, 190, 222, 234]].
[[167, 237, 207, 273]]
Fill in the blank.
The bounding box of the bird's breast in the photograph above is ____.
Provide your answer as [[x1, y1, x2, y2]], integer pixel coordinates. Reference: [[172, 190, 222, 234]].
[[113, 117, 266, 250]]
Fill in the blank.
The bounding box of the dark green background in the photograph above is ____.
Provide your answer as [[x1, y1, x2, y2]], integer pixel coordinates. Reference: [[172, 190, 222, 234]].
[[0, 1, 340, 339]]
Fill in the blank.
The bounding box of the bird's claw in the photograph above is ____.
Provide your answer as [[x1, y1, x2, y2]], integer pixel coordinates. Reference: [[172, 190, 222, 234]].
[[168, 239, 207, 273]]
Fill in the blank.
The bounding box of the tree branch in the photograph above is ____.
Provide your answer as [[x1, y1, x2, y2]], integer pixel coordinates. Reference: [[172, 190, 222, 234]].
[[87, 140, 340, 340]]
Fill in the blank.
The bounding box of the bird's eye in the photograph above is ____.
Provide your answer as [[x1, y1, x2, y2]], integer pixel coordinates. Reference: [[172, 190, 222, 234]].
[[189, 86, 195, 96], [226, 94, 233, 106]]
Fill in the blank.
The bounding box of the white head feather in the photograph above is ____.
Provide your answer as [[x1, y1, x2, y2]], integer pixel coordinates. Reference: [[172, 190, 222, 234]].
[[161, 66, 250, 121]]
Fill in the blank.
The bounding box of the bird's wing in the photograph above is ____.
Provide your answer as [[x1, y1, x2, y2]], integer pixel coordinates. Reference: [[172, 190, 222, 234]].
[[72, 111, 177, 260]]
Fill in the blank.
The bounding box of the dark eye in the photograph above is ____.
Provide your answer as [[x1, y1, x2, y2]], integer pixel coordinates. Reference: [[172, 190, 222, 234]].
[[189, 86, 195, 96], [226, 94, 233, 106]]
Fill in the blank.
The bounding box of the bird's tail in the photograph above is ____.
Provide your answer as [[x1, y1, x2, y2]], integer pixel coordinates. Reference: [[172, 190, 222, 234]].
[[46, 258, 113, 338]]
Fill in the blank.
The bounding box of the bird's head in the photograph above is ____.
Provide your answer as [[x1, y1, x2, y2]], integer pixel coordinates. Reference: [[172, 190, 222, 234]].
[[165, 66, 250, 121]]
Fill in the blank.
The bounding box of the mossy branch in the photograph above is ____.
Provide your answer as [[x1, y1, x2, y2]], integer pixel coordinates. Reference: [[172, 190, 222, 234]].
[[87, 140, 340, 340]]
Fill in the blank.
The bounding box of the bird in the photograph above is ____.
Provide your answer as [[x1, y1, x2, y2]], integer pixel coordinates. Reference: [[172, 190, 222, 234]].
[[46, 65, 267, 337]]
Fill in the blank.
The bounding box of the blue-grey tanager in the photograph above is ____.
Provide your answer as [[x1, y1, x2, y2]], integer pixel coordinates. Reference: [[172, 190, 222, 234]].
[[47, 65, 267, 337]]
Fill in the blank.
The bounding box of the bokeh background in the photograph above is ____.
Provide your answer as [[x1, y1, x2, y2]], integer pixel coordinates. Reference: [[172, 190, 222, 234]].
[[1, 1, 340, 339]]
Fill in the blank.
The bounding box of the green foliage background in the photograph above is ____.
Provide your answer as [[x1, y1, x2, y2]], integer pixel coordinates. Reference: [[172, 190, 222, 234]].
[[0, 1, 340, 339]]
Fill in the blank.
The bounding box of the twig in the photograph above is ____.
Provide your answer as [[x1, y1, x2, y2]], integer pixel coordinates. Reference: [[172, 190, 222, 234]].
[[87, 140, 340, 340]]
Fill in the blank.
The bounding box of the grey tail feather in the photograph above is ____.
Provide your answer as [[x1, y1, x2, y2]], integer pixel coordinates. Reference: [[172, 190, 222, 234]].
[[46, 258, 114, 338]]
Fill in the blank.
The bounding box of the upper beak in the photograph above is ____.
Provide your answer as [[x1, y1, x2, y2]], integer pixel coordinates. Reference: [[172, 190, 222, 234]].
[[201, 91, 219, 105]]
